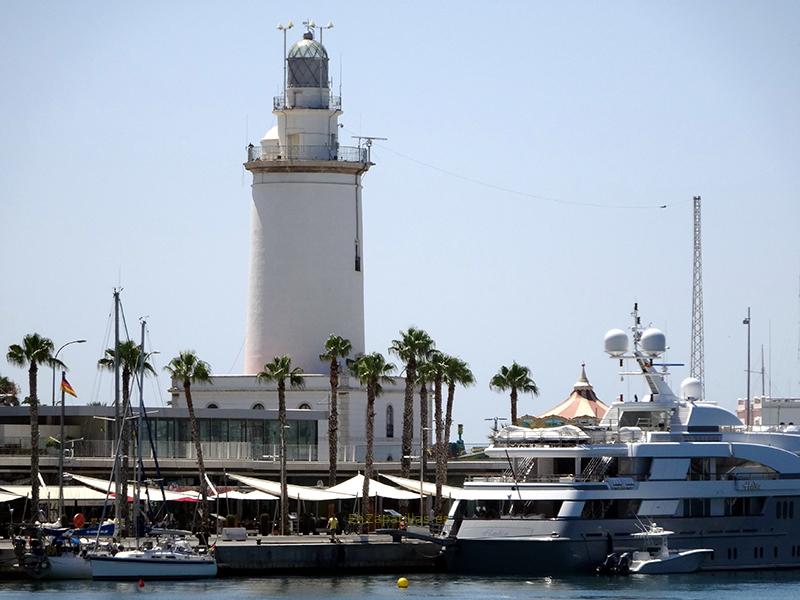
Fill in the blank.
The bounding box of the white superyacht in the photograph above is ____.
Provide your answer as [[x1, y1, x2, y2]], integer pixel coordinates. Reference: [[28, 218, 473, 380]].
[[441, 306, 800, 574]]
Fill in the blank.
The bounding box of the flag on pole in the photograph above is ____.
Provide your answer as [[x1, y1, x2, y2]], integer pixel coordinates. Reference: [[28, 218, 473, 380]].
[[61, 374, 78, 398]]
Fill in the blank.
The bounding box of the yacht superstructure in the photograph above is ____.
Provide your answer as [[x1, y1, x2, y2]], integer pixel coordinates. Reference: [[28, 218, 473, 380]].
[[441, 306, 800, 574]]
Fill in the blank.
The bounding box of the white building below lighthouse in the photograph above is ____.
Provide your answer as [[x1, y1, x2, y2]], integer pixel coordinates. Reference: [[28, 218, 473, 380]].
[[169, 27, 428, 464]]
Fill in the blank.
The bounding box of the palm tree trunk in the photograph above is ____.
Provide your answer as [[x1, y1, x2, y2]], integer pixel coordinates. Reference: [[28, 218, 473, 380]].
[[327, 359, 339, 487], [445, 382, 455, 457], [278, 381, 288, 535], [419, 381, 429, 478], [399, 359, 415, 514], [361, 385, 375, 533], [511, 386, 518, 425], [443, 381, 456, 495], [29, 364, 40, 515], [400, 360, 415, 478], [184, 381, 208, 535], [433, 375, 444, 517]]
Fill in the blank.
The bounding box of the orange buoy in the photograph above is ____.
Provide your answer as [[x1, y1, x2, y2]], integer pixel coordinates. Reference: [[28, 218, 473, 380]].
[[73, 513, 86, 528]]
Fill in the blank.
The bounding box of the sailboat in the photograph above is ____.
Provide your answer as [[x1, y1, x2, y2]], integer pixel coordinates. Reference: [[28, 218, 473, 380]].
[[88, 315, 216, 580]]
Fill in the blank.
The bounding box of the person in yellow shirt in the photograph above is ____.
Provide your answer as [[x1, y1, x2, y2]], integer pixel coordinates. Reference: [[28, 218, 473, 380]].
[[327, 515, 339, 543]]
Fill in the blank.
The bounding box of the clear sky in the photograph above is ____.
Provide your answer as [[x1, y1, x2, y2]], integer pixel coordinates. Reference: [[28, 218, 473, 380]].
[[1, 1, 798, 444]]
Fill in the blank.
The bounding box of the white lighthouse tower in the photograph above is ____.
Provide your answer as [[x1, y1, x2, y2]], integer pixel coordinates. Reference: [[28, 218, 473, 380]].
[[244, 28, 371, 375]]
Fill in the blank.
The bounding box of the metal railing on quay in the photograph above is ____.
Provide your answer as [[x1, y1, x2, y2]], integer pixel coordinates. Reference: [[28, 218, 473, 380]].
[[247, 144, 367, 163]]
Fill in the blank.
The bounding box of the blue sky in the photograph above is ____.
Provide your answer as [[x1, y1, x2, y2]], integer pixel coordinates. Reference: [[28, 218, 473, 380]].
[[1, 1, 798, 442]]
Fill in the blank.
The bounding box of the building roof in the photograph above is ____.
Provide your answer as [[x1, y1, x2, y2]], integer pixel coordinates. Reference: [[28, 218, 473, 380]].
[[538, 364, 609, 420]]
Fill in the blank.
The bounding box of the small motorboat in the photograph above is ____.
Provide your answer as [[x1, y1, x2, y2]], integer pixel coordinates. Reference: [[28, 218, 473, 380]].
[[628, 524, 712, 574]]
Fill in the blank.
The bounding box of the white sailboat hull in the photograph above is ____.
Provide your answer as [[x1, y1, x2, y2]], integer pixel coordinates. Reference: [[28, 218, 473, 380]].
[[90, 555, 217, 580]]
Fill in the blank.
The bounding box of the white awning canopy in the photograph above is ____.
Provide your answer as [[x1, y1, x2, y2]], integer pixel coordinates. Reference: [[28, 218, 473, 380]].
[[209, 489, 276, 501], [0, 484, 108, 502], [65, 473, 200, 502], [379, 473, 467, 499], [327, 474, 418, 500], [227, 473, 350, 502], [0, 489, 22, 503]]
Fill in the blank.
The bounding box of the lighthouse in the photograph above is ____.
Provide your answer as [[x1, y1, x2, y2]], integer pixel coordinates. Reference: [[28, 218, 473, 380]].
[[244, 29, 370, 375]]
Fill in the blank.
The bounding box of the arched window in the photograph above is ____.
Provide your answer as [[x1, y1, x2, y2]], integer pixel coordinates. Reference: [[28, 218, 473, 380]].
[[386, 405, 394, 438], [252, 403, 265, 410], [207, 403, 218, 409], [298, 403, 311, 410]]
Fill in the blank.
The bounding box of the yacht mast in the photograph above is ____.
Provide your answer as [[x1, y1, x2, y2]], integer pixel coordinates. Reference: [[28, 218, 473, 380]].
[[113, 289, 123, 532], [133, 319, 146, 549]]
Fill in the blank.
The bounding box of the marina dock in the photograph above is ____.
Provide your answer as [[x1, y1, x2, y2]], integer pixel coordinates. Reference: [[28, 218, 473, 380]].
[[0, 534, 441, 579], [214, 534, 441, 575]]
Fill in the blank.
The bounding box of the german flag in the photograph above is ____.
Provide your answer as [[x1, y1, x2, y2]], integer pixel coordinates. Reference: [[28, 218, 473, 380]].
[[61, 374, 77, 398]]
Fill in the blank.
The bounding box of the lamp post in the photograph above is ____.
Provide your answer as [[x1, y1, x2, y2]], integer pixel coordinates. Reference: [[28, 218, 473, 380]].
[[276, 20, 294, 108], [51, 339, 85, 523], [278, 424, 291, 535], [743, 307, 751, 428], [51, 339, 86, 407]]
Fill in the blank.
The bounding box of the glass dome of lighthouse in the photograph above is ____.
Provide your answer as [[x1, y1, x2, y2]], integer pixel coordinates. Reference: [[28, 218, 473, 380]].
[[287, 31, 329, 88]]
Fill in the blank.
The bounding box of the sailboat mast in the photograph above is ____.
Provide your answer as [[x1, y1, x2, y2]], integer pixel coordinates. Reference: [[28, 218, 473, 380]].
[[113, 289, 123, 532], [134, 319, 146, 549]]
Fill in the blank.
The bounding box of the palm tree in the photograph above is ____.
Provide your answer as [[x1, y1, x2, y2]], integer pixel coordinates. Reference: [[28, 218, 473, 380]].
[[7, 333, 63, 515], [426, 351, 449, 517], [320, 334, 351, 487], [389, 328, 435, 488], [348, 352, 395, 531], [489, 361, 539, 425], [416, 359, 436, 521], [98, 341, 155, 532], [0, 374, 20, 406], [165, 351, 212, 535], [257, 355, 304, 535], [443, 355, 474, 457]]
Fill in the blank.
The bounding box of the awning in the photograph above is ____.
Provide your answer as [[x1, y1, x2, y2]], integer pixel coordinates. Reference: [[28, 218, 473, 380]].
[[327, 474, 419, 500], [65, 473, 199, 502], [0, 484, 108, 502], [227, 473, 350, 502], [0, 489, 22, 503], [209, 489, 276, 501], [379, 473, 467, 499]]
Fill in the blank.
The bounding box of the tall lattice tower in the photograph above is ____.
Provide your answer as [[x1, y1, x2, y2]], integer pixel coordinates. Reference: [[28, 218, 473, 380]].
[[690, 195, 705, 397]]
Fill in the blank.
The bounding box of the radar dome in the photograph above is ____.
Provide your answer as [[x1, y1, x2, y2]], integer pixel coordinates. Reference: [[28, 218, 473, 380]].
[[604, 329, 629, 356], [681, 377, 702, 401], [640, 328, 666, 356]]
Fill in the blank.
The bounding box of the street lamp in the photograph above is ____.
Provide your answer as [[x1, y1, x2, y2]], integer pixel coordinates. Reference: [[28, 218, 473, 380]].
[[277, 424, 291, 535], [51, 339, 86, 406], [276, 20, 294, 108], [743, 307, 751, 428]]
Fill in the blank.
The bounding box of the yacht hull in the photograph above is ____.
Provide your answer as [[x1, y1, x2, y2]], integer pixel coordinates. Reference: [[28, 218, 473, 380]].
[[444, 536, 607, 575], [90, 555, 217, 580]]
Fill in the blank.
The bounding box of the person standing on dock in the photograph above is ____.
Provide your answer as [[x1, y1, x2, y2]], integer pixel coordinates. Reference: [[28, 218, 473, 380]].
[[327, 514, 339, 543]]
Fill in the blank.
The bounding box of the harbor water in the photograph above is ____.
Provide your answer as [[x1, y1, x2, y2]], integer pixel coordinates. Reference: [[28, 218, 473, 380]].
[[1, 571, 800, 600]]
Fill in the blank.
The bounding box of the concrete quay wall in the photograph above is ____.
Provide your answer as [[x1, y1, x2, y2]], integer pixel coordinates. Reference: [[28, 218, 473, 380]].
[[215, 538, 441, 574]]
